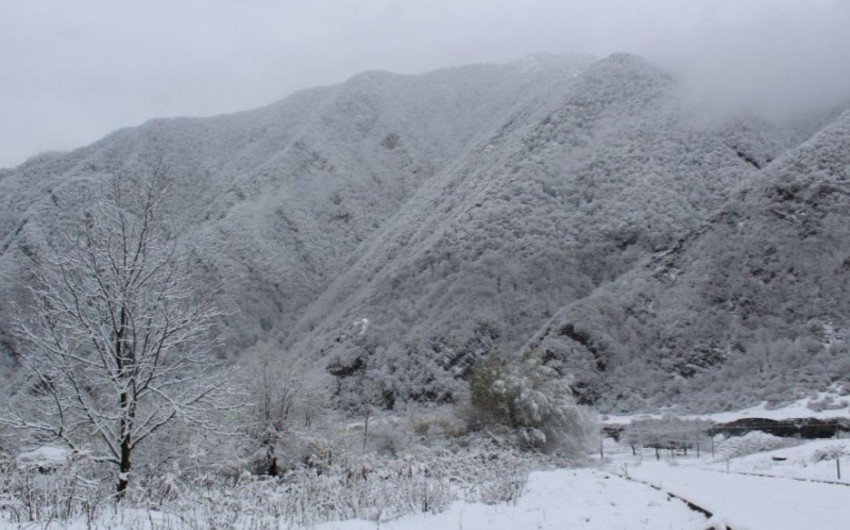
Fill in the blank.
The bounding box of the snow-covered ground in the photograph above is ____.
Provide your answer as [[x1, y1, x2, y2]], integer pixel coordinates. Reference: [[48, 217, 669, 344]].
[[316, 434, 850, 530], [628, 462, 849, 530], [0, 468, 710, 530], [601, 430, 850, 530], [698, 438, 849, 484], [4, 409, 849, 530], [316, 468, 706, 530], [4, 437, 848, 529], [603, 389, 850, 425]]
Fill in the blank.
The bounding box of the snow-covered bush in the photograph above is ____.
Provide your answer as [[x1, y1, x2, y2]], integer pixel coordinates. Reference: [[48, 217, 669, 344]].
[[717, 431, 802, 459], [806, 393, 850, 412], [812, 446, 847, 462], [407, 405, 470, 441], [237, 345, 330, 477], [0, 451, 108, 525], [468, 352, 596, 455]]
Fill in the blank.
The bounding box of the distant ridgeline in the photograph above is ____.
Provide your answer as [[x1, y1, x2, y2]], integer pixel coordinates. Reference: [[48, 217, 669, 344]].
[[1, 53, 847, 412]]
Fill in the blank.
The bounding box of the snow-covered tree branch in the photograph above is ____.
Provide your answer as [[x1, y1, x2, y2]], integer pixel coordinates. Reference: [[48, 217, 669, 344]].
[[1, 167, 235, 498]]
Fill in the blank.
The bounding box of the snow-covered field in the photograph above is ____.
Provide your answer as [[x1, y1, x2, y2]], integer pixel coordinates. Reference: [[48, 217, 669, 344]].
[[628, 462, 849, 530], [4, 391, 849, 530], [603, 390, 850, 425], [603, 431, 850, 530], [318, 435, 850, 530], [316, 468, 706, 530], [0, 463, 712, 530], [699, 438, 849, 484], [3, 436, 849, 529]]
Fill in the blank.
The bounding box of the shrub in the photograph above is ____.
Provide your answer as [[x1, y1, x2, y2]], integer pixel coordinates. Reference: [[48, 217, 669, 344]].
[[408, 406, 470, 442], [468, 352, 595, 455], [718, 431, 802, 459], [812, 446, 847, 462]]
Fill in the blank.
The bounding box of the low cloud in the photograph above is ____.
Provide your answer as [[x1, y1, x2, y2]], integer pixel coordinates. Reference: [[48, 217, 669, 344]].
[[1, 0, 848, 166]]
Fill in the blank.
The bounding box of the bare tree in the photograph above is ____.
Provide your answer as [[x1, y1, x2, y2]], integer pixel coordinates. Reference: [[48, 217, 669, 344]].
[[243, 349, 297, 476], [241, 346, 325, 476], [2, 168, 233, 499]]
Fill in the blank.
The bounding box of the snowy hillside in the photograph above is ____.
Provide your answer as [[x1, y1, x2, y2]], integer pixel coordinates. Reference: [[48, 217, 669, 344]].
[[0, 57, 579, 360], [1, 53, 844, 413], [525, 110, 850, 412], [278, 53, 792, 407]]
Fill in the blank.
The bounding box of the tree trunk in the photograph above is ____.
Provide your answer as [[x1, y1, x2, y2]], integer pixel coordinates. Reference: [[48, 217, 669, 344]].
[[117, 426, 132, 499], [116, 305, 134, 499], [265, 438, 278, 477], [363, 407, 370, 449], [268, 456, 278, 477]]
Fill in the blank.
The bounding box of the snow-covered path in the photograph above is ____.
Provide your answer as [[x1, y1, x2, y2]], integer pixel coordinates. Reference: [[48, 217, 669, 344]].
[[317, 468, 706, 530], [629, 461, 850, 530]]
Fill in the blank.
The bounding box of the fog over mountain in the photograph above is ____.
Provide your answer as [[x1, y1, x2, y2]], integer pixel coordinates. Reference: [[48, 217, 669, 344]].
[[1, 52, 848, 413], [3, 1, 849, 169]]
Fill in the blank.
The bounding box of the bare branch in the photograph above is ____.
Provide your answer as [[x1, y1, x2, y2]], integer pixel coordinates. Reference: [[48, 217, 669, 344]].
[[2, 166, 235, 498]]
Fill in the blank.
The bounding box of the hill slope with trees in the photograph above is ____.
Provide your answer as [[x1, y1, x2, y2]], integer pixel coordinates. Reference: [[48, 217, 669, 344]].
[[3, 53, 842, 413], [523, 110, 850, 412], [276, 54, 793, 408]]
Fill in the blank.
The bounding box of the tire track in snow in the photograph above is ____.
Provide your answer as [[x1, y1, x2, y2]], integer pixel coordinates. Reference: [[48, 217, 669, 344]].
[[691, 466, 850, 487], [612, 471, 734, 530]]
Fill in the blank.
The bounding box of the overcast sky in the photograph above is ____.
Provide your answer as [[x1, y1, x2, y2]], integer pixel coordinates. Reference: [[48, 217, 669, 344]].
[[1, 0, 849, 168]]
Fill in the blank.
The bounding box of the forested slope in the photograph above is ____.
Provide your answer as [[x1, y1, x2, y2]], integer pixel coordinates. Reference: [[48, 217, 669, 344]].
[[523, 110, 850, 412], [4, 53, 841, 413], [0, 58, 566, 357], [278, 54, 791, 408]]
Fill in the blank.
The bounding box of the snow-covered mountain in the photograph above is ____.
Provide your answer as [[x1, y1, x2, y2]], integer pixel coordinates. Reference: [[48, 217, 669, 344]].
[[1, 53, 844, 411], [523, 109, 850, 413], [275, 54, 794, 407], [0, 57, 573, 355]]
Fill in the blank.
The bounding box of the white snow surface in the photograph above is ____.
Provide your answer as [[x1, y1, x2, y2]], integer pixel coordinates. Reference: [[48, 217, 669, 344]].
[[603, 389, 850, 425], [315, 468, 706, 530], [602, 433, 850, 530], [14, 445, 72, 469], [629, 461, 850, 530], [701, 437, 850, 484]]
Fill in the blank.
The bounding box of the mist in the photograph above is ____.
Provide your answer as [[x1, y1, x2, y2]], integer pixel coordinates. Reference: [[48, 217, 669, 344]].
[[1, 0, 848, 167]]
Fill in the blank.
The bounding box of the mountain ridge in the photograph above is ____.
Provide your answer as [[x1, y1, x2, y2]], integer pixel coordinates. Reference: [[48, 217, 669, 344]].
[[2, 53, 844, 413]]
